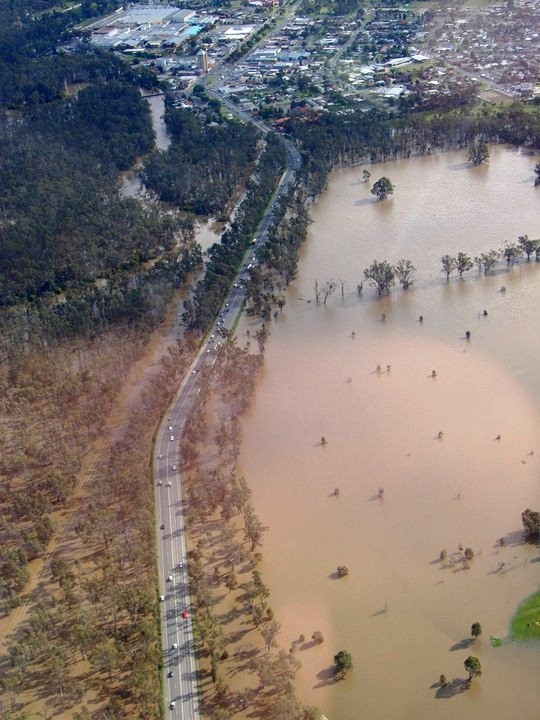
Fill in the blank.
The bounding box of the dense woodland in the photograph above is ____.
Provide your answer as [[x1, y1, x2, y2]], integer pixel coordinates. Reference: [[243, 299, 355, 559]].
[[143, 104, 259, 215]]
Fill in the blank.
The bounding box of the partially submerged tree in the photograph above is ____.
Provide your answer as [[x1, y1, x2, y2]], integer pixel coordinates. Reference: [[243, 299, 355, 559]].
[[456, 252, 473, 278], [517, 235, 539, 261], [464, 655, 482, 680], [440, 254, 457, 281], [364, 260, 395, 296], [370, 176, 395, 201], [362, 169, 371, 183], [467, 141, 489, 166], [336, 565, 349, 578], [480, 250, 500, 275], [334, 650, 353, 679], [471, 622, 482, 640], [501, 243, 521, 267], [521, 508, 540, 542], [394, 258, 416, 289]]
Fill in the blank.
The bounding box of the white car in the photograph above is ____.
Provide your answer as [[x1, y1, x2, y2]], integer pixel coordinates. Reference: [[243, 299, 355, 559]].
[[172, 643, 178, 650], [170, 700, 176, 709], [167, 576, 173, 582], [157, 480, 162, 486], [168, 425, 173, 431], [159, 595, 165, 602], [170, 435, 174, 441], [166, 481, 172, 487], [172, 465, 177, 471]]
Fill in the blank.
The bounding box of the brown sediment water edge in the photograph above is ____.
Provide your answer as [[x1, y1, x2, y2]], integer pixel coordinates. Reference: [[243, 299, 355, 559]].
[[237, 146, 540, 720]]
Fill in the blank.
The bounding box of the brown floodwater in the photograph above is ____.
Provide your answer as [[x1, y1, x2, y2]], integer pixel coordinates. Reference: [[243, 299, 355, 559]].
[[238, 146, 540, 720]]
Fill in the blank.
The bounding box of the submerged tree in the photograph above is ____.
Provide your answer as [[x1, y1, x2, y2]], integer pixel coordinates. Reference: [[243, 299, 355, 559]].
[[471, 622, 482, 640], [467, 141, 489, 166], [394, 259, 416, 289], [362, 169, 371, 183], [334, 650, 353, 679], [464, 655, 482, 680], [370, 176, 395, 201], [521, 508, 540, 541], [501, 243, 521, 267], [440, 254, 457, 281], [456, 252, 473, 278], [517, 235, 539, 262], [480, 250, 500, 275], [363, 260, 395, 296], [534, 163, 540, 186]]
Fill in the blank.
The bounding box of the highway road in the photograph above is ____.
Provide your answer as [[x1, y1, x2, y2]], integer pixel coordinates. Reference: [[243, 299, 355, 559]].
[[154, 94, 302, 717]]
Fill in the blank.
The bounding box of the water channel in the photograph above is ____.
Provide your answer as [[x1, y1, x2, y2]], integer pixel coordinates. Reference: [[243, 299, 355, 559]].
[[238, 146, 540, 720]]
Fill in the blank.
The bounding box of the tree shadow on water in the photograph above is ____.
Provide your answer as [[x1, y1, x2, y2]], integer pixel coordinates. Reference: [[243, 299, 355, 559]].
[[314, 665, 339, 688], [434, 678, 470, 699], [449, 637, 474, 651]]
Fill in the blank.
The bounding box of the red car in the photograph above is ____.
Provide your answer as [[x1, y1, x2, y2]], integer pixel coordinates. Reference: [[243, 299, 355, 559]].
[[181, 609, 188, 619]]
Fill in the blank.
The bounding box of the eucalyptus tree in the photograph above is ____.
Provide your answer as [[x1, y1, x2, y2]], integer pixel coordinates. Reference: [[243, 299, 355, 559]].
[[480, 250, 500, 275], [394, 259, 416, 289], [364, 260, 395, 296], [517, 234, 538, 262], [370, 177, 395, 201], [501, 243, 522, 267], [456, 252, 473, 278], [440, 254, 457, 281], [466, 141, 489, 166], [464, 655, 482, 680]]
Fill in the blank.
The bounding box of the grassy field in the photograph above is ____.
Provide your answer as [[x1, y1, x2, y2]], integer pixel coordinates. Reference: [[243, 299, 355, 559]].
[[510, 590, 540, 641]]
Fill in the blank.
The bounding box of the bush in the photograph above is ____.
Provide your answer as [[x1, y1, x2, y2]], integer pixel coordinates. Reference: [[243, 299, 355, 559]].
[[336, 565, 349, 578]]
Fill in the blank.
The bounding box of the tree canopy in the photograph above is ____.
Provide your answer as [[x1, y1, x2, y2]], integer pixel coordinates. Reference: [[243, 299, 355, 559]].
[[371, 176, 395, 201]]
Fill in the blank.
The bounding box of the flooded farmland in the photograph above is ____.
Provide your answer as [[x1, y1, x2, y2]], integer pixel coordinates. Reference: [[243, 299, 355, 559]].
[[238, 146, 540, 720]]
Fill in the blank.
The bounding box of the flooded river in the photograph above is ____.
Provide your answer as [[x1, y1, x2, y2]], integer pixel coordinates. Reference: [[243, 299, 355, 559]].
[[238, 146, 540, 720]]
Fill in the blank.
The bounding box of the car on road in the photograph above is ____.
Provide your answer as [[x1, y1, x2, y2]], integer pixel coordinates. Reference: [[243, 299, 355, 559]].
[[166, 481, 172, 487], [172, 643, 178, 649], [170, 435, 174, 441], [182, 609, 188, 619], [170, 700, 176, 709], [160, 524, 165, 530], [168, 671, 173, 678], [172, 465, 177, 471], [168, 425, 173, 430], [160, 595, 165, 602], [167, 575, 173, 582], [157, 480, 162, 486]]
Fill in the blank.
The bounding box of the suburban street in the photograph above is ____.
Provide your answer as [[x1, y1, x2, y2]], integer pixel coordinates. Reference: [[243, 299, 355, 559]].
[[154, 98, 301, 716]]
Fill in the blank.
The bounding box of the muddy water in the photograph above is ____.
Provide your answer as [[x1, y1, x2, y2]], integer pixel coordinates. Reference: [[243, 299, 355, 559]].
[[238, 146, 540, 720]]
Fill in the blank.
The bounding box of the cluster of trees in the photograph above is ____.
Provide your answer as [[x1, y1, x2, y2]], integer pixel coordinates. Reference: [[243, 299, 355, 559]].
[[143, 105, 259, 215], [287, 103, 540, 197], [441, 235, 540, 280], [245, 189, 311, 320], [361, 258, 416, 296], [183, 134, 287, 333], [2, 331, 199, 717]]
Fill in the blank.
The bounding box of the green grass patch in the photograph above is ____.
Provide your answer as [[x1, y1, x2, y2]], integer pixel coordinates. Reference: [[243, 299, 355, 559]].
[[510, 591, 540, 641]]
